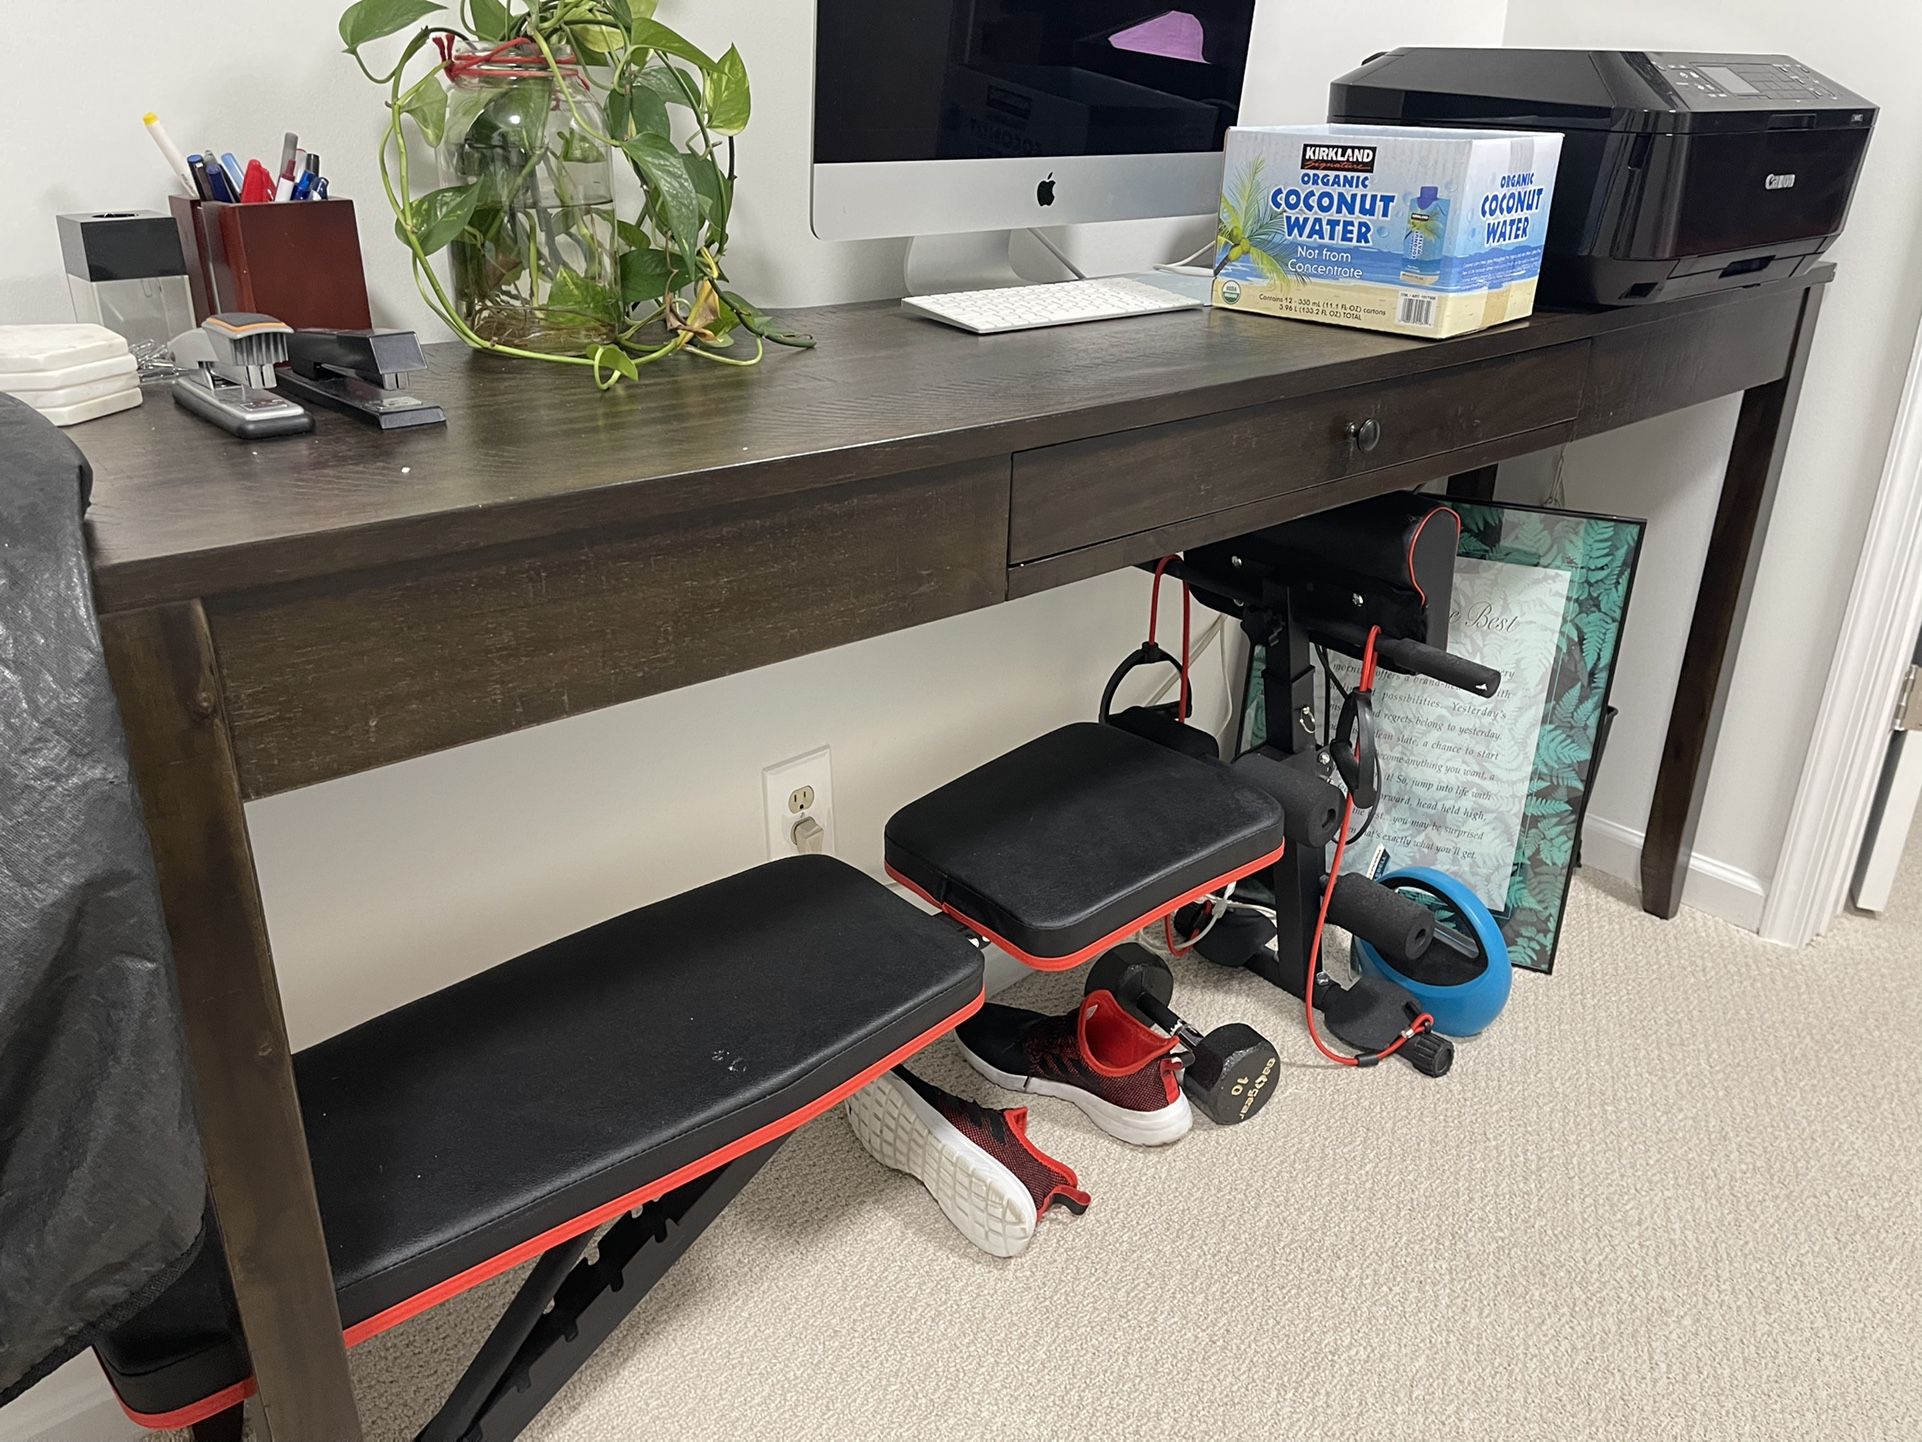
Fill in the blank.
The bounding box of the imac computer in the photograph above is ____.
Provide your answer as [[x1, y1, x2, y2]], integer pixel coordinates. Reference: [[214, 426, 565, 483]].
[[812, 1, 1258, 324]]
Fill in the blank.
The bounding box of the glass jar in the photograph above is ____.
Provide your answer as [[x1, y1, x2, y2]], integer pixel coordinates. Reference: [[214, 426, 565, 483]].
[[440, 48, 622, 355]]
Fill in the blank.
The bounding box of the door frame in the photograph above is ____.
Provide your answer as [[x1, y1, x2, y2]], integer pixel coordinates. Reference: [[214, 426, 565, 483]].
[[1763, 312, 1922, 944]]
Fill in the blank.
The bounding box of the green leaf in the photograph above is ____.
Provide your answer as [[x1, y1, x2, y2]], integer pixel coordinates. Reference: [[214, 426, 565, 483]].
[[558, 126, 606, 164], [622, 133, 702, 251], [628, 16, 714, 70], [398, 181, 482, 254], [339, 0, 443, 52], [442, 82, 494, 148], [683, 150, 729, 239], [569, 22, 628, 58], [468, 0, 511, 41], [486, 79, 552, 157], [633, 64, 699, 109], [592, 343, 640, 383], [398, 74, 449, 146], [547, 268, 618, 324], [620, 245, 675, 305], [720, 290, 815, 349], [629, 84, 672, 138], [703, 44, 751, 134]]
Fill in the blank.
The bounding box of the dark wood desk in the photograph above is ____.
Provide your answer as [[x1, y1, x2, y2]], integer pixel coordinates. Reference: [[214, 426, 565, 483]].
[[78, 265, 1826, 1438]]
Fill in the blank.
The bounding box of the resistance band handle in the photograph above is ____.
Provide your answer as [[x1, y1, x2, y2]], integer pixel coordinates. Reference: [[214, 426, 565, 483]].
[[1098, 642, 1191, 724], [1373, 637, 1502, 698], [1325, 873, 1434, 966]]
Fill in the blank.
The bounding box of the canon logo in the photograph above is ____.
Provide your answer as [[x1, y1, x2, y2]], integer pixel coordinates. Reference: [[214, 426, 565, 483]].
[[1766, 173, 1797, 191]]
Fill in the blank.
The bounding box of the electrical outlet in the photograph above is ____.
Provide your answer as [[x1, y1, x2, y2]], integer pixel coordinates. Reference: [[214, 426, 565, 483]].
[[763, 747, 835, 860]]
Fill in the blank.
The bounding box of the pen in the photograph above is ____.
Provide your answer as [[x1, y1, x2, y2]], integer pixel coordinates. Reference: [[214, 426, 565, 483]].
[[276, 131, 300, 201], [241, 158, 274, 203], [187, 153, 214, 200], [142, 112, 194, 192], [218, 153, 245, 196], [204, 163, 235, 203]]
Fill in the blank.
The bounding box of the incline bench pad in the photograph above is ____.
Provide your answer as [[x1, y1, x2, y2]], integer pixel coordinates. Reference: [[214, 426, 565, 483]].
[[98, 855, 983, 1425], [884, 723, 1287, 968]]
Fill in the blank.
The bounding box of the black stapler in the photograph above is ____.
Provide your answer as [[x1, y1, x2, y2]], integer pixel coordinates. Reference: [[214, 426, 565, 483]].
[[278, 329, 446, 430]]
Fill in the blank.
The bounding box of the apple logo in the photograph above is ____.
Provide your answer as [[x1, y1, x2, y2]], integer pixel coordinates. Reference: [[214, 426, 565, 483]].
[[1036, 172, 1056, 207]]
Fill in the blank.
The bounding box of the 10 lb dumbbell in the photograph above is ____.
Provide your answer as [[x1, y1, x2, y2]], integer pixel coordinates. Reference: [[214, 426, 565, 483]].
[[1085, 945, 1279, 1126]]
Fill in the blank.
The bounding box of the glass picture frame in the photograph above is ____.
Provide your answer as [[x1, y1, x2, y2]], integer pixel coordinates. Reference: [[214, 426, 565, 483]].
[[1240, 500, 1645, 972]]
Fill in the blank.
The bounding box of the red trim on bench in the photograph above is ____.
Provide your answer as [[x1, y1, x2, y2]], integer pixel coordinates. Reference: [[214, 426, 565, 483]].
[[107, 986, 986, 1432], [885, 839, 1287, 972]]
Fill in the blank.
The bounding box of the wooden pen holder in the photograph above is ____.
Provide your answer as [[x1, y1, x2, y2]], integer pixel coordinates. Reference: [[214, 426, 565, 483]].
[[170, 196, 374, 331]]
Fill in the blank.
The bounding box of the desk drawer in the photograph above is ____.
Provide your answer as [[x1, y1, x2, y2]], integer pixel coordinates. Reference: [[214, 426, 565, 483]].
[[1009, 344, 1585, 562]]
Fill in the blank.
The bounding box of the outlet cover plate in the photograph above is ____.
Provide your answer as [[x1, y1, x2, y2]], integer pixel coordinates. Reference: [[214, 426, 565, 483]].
[[763, 746, 835, 860]]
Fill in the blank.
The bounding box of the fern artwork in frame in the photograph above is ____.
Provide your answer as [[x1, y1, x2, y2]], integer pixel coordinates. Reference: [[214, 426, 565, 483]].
[[1240, 501, 1645, 972]]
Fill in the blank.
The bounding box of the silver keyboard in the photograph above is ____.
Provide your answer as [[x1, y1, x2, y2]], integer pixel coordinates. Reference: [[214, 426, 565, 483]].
[[901, 276, 1204, 335]]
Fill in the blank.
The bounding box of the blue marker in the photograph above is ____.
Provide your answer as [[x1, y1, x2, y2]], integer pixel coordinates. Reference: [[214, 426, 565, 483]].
[[218, 152, 245, 196]]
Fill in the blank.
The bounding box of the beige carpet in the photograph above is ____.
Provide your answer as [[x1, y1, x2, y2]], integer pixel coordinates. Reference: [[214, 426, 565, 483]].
[[213, 857, 1922, 1442]]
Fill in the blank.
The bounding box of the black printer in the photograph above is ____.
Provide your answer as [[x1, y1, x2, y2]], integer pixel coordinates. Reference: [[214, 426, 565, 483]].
[[1329, 49, 1875, 304]]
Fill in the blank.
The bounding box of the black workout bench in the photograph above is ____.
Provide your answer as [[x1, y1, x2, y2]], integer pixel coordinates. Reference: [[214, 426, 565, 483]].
[[97, 858, 982, 1438], [97, 722, 1287, 1439]]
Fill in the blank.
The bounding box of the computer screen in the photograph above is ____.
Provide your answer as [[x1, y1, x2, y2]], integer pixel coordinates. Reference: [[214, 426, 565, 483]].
[[814, 1, 1257, 166]]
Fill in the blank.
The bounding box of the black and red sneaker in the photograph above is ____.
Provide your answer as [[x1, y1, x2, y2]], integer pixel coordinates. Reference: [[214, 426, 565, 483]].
[[954, 990, 1193, 1146], [844, 1068, 1089, 1257]]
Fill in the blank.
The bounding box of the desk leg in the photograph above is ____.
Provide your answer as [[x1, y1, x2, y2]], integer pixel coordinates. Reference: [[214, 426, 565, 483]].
[[1640, 285, 1825, 919], [101, 603, 362, 1442], [1446, 464, 1500, 503]]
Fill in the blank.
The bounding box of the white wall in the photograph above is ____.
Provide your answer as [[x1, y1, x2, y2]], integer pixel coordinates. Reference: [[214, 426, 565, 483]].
[[1498, 2, 1922, 912]]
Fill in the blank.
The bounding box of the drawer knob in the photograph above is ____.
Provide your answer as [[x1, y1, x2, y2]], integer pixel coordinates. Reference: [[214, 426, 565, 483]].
[[1347, 417, 1382, 453]]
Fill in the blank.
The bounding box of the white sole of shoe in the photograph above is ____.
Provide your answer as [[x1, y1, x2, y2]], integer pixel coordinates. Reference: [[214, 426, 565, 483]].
[[844, 1071, 1038, 1259], [954, 1040, 1193, 1147]]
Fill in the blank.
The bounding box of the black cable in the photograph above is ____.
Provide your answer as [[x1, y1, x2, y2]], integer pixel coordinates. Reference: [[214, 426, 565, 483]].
[[1322, 656, 1333, 748], [1316, 643, 1351, 748], [1344, 805, 1376, 846]]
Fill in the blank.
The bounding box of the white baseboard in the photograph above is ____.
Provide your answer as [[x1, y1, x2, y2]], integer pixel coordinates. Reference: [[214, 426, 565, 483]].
[[0, 1356, 134, 1442], [1580, 815, 1769, 933]]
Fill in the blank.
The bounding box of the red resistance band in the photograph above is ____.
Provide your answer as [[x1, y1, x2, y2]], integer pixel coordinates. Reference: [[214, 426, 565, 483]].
[[1148, 555, 1192, 723], [1303, 625, 1432, 1067], [1164, 624, 1433, 1066]]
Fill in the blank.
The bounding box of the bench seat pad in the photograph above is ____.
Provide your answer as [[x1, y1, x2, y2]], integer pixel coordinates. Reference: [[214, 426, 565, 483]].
[[884, 722, 1287, 969], [97, 855, 983, 1427]]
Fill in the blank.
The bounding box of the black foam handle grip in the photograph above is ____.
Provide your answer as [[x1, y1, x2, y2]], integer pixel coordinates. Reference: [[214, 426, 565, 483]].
[[1233, 752, 1343, 847], [1326, 874, 1433, 965], [1375, 637, 1502, 698]]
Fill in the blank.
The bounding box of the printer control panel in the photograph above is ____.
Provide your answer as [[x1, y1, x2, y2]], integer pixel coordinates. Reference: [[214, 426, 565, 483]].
[[1640, 52, 1850, 110]]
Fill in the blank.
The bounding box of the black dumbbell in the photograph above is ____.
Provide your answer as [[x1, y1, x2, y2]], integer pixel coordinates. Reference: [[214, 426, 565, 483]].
[[1085, 945, 1279, 1126]]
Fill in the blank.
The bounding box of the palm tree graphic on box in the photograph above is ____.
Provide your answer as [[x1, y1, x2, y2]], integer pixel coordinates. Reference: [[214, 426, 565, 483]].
[[1214, 157, 1298, 285]]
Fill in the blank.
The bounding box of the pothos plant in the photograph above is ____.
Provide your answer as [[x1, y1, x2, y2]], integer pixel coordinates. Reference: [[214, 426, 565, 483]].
[[339, 0, 811, 388]]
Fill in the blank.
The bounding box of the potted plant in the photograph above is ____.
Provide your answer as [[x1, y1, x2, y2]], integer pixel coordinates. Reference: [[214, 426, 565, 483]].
[[338, 0, 810, 387]]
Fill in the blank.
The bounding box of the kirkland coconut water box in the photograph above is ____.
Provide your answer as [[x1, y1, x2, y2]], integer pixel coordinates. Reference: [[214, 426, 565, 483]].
[[1213, 124, 1562, 338]]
